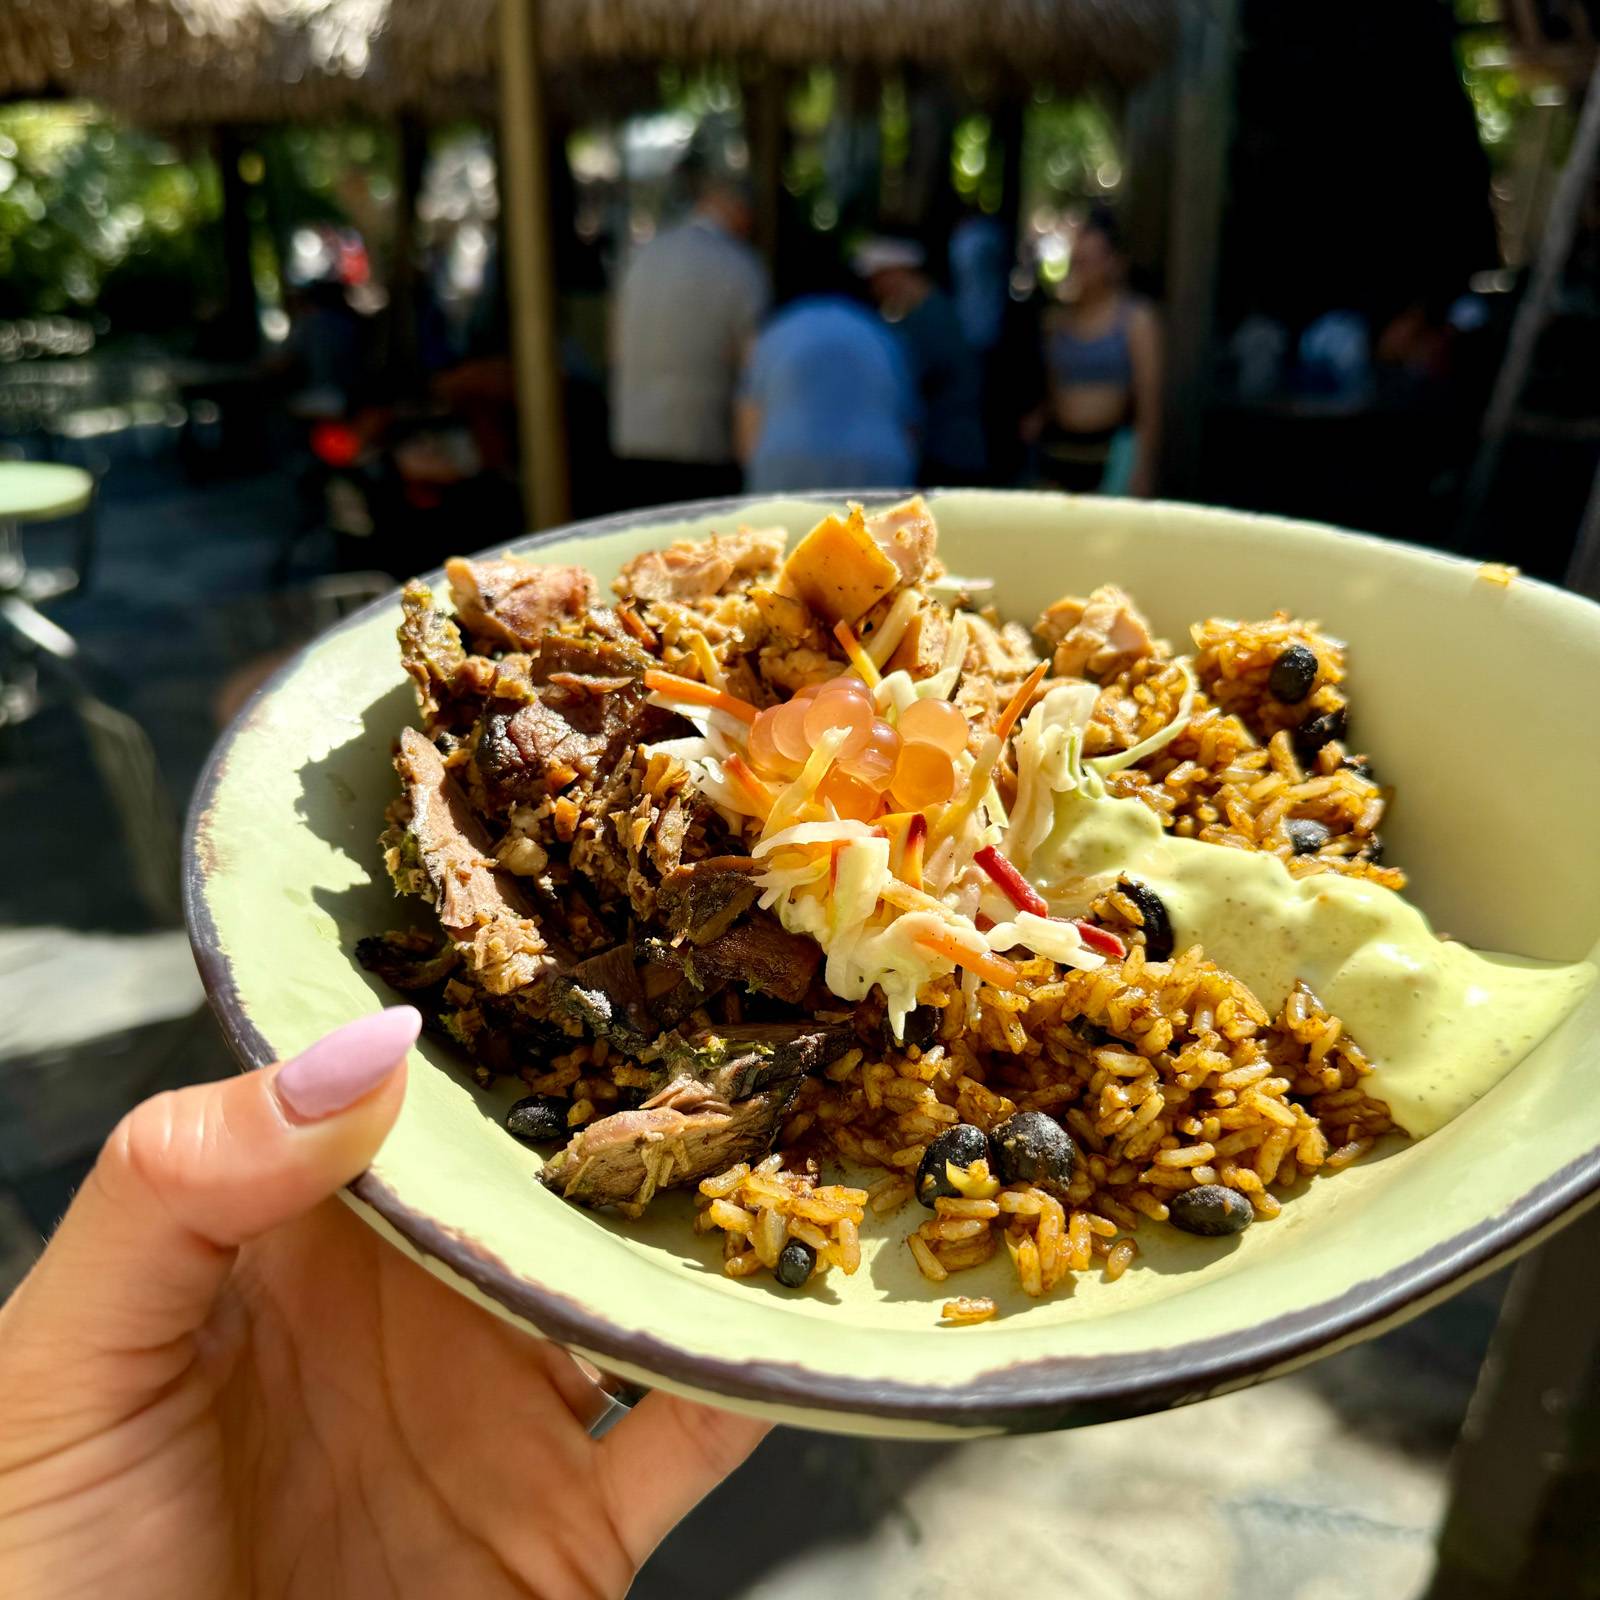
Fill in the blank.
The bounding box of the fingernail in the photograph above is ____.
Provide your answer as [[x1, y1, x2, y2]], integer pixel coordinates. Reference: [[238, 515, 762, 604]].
[[274, 1007, 421, 1120]]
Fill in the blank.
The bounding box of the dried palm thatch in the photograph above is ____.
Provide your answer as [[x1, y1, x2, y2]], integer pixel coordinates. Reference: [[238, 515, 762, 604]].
[[538, 0, 1175, 88], [1, 0, 1174, 121]]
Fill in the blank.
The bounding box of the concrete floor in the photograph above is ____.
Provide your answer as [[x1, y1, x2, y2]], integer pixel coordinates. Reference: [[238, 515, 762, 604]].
[[0, 433, 1500, 1598]]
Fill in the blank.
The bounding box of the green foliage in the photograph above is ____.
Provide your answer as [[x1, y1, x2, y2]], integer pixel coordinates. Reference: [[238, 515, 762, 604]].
[[0, 104, 223, 327], [1022, 93, 1121, 209], [951, 114, 1003, 214]]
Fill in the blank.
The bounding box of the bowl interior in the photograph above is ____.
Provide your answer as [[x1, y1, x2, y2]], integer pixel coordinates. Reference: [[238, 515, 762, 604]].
[[189, 491, 1600, 1434]]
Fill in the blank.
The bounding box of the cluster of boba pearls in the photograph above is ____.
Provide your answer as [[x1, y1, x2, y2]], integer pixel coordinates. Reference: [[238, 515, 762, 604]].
[[744, 676, 970, 821]]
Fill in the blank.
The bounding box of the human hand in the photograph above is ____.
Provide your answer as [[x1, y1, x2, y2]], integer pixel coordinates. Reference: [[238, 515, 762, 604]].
[[0, 1008, 768, 1598]]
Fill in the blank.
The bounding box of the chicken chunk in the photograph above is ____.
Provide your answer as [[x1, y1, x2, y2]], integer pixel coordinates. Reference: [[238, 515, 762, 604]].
[[446, 558, 597, 652], [1036, 584, 1156, 681], [614, 526, 787, 604]]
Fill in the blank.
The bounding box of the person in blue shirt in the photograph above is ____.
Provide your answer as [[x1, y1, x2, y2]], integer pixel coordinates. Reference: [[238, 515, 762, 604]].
[[735, 241, 918, 493], [854, 236, 989, 487]]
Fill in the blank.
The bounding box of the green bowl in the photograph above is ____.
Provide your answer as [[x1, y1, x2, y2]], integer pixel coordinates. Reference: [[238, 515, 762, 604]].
[[185, 491, 1600, 1438]]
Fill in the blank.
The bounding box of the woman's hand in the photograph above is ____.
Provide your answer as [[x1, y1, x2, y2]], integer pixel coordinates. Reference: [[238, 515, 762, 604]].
[[0, 1008, 768, 1599]]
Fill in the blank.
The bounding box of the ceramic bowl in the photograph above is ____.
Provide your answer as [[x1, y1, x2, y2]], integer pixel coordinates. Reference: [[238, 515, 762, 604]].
[[185, 490, 1600, 1438]]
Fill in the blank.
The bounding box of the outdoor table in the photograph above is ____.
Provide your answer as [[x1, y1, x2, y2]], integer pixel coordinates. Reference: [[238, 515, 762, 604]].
[[0, 461, 95, 601]]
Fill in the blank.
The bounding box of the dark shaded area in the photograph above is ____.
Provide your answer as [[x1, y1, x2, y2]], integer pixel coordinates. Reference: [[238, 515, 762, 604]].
[[1221, 1, 1498, 331]]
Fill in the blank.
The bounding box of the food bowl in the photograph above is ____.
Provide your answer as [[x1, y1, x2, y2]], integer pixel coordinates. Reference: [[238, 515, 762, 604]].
[[184, 491, 1600, 1437]]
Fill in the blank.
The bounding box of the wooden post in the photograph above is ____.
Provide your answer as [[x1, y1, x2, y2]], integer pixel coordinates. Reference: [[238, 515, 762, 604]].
[[1158, 0, 1240, 498], [214, 127, 260, 361], [743, 66, 786, 279], [497, 0, 569, 529]]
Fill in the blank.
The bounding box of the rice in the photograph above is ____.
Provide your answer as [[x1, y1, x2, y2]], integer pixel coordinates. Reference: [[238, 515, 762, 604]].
[[1084, 618, 1401, 891], [743, 940, 1394, 1311], [695, 1155, 867, 1282]]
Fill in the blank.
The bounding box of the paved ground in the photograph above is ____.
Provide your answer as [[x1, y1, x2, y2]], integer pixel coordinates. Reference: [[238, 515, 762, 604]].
[[0, 430, 1503, 1597]]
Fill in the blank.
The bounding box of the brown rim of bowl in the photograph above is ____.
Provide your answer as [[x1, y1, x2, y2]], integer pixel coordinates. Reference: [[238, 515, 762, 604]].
[[182, 489, 1600, 1431]]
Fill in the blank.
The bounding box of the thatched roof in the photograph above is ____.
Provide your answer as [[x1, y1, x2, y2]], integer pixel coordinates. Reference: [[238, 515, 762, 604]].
[[1, 0, 1174, 122], [539, 0, 1174, 87]]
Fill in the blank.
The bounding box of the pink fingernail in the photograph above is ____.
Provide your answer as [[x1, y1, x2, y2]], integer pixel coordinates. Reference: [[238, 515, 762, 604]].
[[274, 1007, 420, 1120]]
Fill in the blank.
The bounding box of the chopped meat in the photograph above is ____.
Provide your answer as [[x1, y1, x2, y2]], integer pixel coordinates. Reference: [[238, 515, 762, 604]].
[[397, 582, 466, 725], [527, 632, 653, 683], [1036, 584, 1156, 681], [964, 612, 1041, 680], [886, 600, 952, 679], [749, 585, 822, 648], [656, 855, 763, 944], [540, 1082, 801, 1214], [446, 557, 597, 651], [647, 915, 821, 1005], [865, 496, 941, 586], [475, 678, 667, 805], [392, 728, 557, 994], [354, 931, 460, 991], [758, 642, 839, 694], [551, 943, 657, 1052], [614, 527, 787, 604], [659, 1021, 852, 1100]]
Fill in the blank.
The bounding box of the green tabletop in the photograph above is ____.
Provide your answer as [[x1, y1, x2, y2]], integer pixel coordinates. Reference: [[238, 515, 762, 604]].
[[0, 462, 94, 521]]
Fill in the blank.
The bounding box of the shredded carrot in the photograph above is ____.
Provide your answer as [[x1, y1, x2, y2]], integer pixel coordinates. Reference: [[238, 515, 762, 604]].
[[831, 620, 883, 689], [880, 877, 964, 924], [616, 602, 657, 649], [932, 662, 1049, 848], [724, 754, 776, 817], [914, 928, 1020, 990], [994, 660, 1048, 743], [643, 668, 758, 725]]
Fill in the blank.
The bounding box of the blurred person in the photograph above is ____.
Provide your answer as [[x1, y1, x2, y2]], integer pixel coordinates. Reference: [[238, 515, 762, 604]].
[[0, 1007, 766, 1598], [951, 209, 1023, 479], [610, 162, 770, 507], [735, 240, 917, 492], [1027, 207, 1162, 496], [281, 278, 369, 420], [854, 238, 988, 486], [949, 211, 1010, 358]]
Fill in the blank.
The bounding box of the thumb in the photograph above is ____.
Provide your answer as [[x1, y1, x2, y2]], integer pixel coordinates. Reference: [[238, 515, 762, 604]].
[[0, 1006, 417, 1447]]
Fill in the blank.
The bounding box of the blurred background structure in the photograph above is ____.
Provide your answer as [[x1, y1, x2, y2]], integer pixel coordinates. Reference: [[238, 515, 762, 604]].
[[3, 2, 1600, 1595]]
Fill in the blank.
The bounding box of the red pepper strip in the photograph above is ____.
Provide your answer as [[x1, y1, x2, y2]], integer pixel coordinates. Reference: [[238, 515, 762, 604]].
[[901, 811, 927, 891], [1073, 920, 1127, 959], [973, 844, 1049, 917]]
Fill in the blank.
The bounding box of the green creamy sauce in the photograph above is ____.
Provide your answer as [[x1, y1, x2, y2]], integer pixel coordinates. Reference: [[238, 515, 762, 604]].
[[1033, 789, 1596, 1137]]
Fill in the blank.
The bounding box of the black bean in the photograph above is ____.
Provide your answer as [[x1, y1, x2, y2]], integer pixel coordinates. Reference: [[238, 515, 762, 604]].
[[1293, 705, 1347, 759], [1342, 755, 1375, 781], [902, 1004, 941, 1053], [506, 1094, 569, 1144], [1169, 1184, 1254, 1236], [1117, 876, 1174, 962], [774, 1238, 817, 1288], [1285, 817, 1332, 856], [1267, 643, 1319, 704], [1361, 836, 1385, 865], [915, 1123, 992, 1207], [988, 1112, 1077, 1193]]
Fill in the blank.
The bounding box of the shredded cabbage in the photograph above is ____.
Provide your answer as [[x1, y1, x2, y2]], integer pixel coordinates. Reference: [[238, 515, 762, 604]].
[[985, 910, 1106, 971], [1087, 661, 1198, 777], [754, 818, 877, 856], [1004, 682, 1099, 871]]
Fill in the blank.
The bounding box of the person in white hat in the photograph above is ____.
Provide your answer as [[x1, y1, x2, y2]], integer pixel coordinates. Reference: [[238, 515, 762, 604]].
[[853, 236, 988, 486]]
